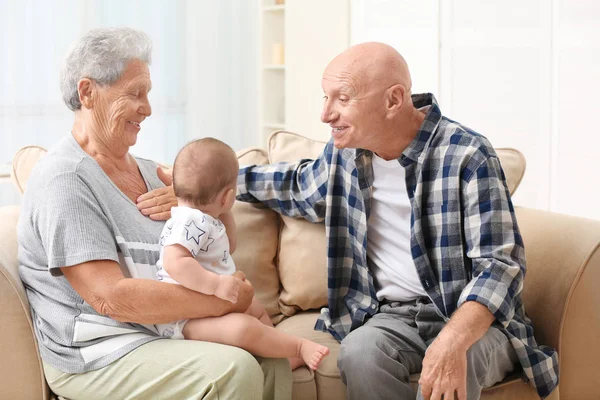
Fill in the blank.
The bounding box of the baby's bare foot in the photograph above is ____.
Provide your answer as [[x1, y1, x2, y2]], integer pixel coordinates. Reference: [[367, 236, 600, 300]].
[[300, 340, 330, 370]]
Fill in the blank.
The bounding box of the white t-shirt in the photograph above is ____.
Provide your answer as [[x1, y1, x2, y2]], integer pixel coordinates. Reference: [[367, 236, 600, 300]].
[[367, 154, 427, 302], [156, 206, 236, 284]]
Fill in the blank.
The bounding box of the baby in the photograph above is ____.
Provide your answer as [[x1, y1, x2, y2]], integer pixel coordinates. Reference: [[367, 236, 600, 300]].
[[155, 137, 329, 370]]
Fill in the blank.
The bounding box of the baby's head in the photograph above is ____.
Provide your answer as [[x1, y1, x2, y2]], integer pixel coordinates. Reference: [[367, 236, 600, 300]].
[[172, 138, 239, 212]]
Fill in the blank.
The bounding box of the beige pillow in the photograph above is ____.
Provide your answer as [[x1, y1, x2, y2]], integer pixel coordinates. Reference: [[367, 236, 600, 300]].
[[10, 146, 47, 194], [268, 132, 329, 316], [495, 148, 526, 196], [266, 131, 527, 316], [233, 147, 284, 323]]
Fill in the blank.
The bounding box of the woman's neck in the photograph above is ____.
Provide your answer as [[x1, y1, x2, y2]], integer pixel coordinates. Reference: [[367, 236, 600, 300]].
[[72, 114, 130, 167], [71, 114, 147, 203]]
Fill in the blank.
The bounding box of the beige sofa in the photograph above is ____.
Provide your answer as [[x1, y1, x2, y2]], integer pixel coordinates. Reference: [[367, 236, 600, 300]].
[[1, 131, 599, 400]]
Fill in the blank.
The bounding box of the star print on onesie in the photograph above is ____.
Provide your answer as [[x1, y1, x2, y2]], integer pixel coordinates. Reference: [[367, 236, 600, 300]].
[[159, 222, 173, 247], [184, 220, 206, 245], [156, 206, 237, 285]]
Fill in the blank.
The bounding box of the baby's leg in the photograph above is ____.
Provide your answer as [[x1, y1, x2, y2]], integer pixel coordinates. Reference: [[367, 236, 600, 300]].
[[245, 297, 302, 369], [182, 314, 329, 370], [246, 297, 273, 326]]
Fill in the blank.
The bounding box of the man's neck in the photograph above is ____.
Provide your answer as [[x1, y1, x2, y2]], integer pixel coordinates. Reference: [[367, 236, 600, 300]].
[[374, 107, 426, 161]]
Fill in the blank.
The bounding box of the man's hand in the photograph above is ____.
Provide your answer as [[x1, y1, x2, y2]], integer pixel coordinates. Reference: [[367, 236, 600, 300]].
[[418, 302, 494, 400], [214, 275, 242, 303], [137, 167, 177, 220], [419, 334, 468, 400]]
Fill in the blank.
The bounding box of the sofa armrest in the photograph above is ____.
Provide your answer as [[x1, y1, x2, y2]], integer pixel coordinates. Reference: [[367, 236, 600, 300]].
[[516, 207, 600, 400], [0, 205, 49, 400]]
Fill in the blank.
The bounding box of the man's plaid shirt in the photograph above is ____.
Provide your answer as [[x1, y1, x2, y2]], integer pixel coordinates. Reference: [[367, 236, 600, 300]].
[[237, 93, 559, 398]]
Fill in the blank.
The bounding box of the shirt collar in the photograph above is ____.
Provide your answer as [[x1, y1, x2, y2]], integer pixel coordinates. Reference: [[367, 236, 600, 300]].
[[399, 93, 443, 165], [354, 93, 443, 165]]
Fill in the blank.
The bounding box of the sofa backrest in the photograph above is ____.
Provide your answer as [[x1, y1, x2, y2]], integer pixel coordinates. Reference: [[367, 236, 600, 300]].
[[11, 145, 47, 194]]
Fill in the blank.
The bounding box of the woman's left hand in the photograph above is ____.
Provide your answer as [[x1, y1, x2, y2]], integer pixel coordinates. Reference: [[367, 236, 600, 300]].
[[137, 167, 177, 221]]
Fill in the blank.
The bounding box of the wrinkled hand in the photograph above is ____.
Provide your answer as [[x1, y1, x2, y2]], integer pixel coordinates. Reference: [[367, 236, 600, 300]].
[[136, 167, 177, 221], [419, 335, 467, 400], [228, 271, 254, 313], [215, 275, 242, 303]]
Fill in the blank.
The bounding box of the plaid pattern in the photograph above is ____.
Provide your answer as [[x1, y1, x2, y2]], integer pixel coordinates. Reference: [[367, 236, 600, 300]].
[[237, 93, 558, 398]]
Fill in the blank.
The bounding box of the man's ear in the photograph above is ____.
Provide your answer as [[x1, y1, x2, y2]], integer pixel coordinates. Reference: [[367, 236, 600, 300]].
[[385, 84, 406, 114], [78, 78, 95, 109]]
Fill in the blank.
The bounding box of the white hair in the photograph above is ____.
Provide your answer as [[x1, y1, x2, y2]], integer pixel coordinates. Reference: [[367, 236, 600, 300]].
[[59, 27, 152, 111]]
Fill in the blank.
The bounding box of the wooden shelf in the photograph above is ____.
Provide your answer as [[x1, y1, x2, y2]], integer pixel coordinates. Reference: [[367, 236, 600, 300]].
[[263, 64, 286, 70], [263, 122, 286, 129], [263, 5, 285, 12], [0, 163, 11, 180]]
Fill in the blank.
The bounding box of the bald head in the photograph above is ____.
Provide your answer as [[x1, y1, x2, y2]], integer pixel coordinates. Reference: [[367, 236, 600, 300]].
[[321, 42, 423, 158], [173, 138, 239, 207], [324, 42, 412, 94]]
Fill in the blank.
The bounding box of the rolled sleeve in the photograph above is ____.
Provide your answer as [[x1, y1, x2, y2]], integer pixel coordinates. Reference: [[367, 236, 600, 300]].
[[33, 172, 118, 275], [458, 154, 526, 326]]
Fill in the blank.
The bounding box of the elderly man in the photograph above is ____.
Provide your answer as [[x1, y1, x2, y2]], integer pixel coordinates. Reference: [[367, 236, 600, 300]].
[[236, 42, 559, 399]]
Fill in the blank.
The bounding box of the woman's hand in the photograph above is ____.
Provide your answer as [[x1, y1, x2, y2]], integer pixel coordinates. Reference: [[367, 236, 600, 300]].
[[228, 271, 254, 313], [137, 167, 177, 220]]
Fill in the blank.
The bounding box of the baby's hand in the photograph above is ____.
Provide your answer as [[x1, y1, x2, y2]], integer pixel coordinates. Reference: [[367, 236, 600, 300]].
[[215, 275, 242, 303]]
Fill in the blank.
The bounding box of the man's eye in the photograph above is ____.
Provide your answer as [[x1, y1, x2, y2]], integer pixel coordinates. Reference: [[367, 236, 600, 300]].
[[340, 97, 349, 103]]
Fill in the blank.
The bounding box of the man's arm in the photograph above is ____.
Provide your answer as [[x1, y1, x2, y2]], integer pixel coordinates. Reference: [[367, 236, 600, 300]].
[[236, 143, 332, 223], [419, 153, 525, 400], [61, 260, 252, 324]]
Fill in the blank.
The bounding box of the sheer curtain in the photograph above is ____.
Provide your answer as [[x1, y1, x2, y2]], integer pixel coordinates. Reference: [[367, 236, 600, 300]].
[[0, 0, 258, 205]]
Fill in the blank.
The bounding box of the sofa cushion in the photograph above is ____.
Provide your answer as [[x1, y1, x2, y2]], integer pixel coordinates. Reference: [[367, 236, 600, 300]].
[[234, 148, 284, 323], [267, 130, 527, 316], [276, 312, 345, 400], [0, 205, 50, 400]]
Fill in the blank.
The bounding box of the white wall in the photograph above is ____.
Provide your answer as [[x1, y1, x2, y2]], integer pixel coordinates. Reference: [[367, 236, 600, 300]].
[[351, 0, 600, 220]]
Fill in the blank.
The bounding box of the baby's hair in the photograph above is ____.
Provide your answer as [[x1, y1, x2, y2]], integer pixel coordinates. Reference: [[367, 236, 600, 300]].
[[172, 138, 239, 207]]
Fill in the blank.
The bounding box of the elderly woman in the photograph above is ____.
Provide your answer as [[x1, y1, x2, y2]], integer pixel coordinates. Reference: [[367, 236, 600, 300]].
[[17, 27, 292, 399]]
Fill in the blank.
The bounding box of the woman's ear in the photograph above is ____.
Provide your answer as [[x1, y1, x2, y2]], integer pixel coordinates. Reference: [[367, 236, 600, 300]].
[[78, 78, 95, 109]]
